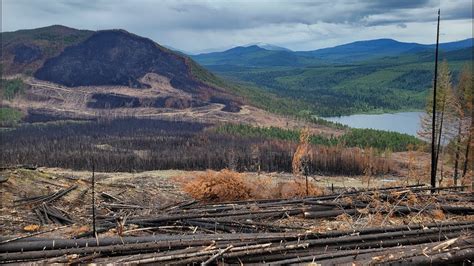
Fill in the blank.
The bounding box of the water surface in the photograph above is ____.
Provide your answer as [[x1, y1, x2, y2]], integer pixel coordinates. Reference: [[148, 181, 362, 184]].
[[323, 112, 424, 136]]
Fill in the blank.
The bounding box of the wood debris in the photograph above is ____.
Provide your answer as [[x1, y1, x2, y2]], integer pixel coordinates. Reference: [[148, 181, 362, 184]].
[[1, 182, 473, 264]]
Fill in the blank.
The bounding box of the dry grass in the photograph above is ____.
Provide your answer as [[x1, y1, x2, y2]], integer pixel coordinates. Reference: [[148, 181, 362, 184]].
[[273, 179, 325, 198]]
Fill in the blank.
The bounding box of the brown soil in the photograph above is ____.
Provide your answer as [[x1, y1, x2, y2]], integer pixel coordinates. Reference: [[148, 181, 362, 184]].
[[2, 75, 342, 136]]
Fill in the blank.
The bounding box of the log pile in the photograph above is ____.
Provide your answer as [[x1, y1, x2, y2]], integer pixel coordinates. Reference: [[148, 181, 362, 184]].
[[14, 185, 77, 206], [13, 185, 77, 225], [1, 184, 473, 264], [1, 221, 472, 264]]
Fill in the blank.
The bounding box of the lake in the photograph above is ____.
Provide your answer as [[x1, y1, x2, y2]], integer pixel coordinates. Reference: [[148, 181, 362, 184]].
[[323, 112, 424, 136]]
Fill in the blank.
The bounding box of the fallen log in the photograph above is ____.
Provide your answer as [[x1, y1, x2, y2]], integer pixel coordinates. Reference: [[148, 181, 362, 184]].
[[0, 232, 299, 253], [252, 248, 380, 264], [100, 192, 122, 202], [14, 185, 78, 206], [185, 220, 258, 233], [303, 208, 357, 219], [0, 225, 70, 244], [201, 245, 233, 266], [33, 204, 74, 225], [2, 223, 471, 263], [315, 242, 474, 265], [129, 208, 303, 225], [0, 239, 216, 262], [380, 246, 474, 265]]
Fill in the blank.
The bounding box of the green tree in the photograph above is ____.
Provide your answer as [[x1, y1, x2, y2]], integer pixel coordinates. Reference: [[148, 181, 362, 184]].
[[446, 65, 471, 184], [418, 61, 452, 182]]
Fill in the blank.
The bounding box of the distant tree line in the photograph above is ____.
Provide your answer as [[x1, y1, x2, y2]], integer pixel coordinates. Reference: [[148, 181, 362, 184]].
[[215, 123, 423, 152], [0, 118, 393, 175]]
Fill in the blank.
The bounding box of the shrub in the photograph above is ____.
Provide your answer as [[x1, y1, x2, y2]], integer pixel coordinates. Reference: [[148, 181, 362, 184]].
[[183, 170, 252, 202], [182, 169, 326, 202], [0, 107, 24, 126], [2, 79, 26, 100]]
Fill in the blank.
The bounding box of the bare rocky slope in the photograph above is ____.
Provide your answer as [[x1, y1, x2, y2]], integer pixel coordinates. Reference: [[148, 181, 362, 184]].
[[1, 25, 246, 114]]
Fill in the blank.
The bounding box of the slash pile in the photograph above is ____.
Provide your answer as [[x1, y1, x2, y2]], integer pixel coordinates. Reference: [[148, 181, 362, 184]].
[[13, 185, 78, 225], [1, 184, 473, 264]]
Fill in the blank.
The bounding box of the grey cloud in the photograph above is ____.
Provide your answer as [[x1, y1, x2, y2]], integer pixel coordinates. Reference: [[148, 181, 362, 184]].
[[1, 0, 472, 52], [3, 0, 470, 30], [363, 0, 435, 10]]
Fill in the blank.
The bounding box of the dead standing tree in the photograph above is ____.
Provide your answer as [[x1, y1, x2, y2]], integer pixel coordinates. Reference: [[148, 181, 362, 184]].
[[292, 128, 312, 195], [90, 160, 97, 238], [430, 9, 441, 191]]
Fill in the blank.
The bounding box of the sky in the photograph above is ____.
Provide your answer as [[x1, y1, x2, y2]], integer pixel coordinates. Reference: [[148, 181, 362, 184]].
[[2, 0, 473, 54]]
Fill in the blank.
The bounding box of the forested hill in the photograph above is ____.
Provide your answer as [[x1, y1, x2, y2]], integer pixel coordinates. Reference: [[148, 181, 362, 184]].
[[1, 25, 273, 114], [192, 39, 473, 116]]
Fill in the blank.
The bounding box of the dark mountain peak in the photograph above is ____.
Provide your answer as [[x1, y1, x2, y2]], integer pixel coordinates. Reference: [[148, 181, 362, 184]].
[[82, 29, 162, 51], [94, 28, 147, 40], [38, 24, 79, 31], [2, 24, 91, 40], [34, 28, 190, 88], [3, 25, 243, 112]]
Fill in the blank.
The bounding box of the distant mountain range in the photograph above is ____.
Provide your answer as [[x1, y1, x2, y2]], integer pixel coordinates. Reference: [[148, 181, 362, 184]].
[[2, 25, 472, 119], [299, 38, 473, 62], [192, 38, 473, 66], [192, 37, 473, 116]]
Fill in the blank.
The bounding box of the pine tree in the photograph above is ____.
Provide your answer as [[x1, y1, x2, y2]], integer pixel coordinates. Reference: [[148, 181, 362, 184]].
[[440, 64, 473, 185], [418, 61, 452, 181], [457, 65, 473, 180]]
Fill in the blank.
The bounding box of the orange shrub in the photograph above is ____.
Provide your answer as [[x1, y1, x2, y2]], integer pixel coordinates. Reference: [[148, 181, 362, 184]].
[[183, 170, 252, 202], [182, 170, 326, 202], [431, 209, 446, 220]]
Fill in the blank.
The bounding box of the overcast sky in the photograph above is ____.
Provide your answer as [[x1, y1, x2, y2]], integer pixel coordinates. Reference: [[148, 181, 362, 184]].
[[2, 0, 473, 54]]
